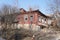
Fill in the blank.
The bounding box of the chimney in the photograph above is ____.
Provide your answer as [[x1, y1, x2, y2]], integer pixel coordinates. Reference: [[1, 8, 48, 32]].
[[29, 8, 32, 11]]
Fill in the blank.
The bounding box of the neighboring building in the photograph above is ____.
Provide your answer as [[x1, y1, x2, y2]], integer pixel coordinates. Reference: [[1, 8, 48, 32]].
[[16, 8, 52, 31]]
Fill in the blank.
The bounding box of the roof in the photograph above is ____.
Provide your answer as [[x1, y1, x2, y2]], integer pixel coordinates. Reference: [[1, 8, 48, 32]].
[[31, 10, 49, 18], [20, 9, 50, 18]]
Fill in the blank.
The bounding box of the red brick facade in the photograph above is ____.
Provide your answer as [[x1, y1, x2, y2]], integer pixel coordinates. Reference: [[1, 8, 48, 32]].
[[17, 8, 52, 31]]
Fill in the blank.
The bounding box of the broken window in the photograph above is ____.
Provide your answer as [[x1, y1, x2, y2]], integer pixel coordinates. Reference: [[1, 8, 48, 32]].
[[44, 18, 46, 23], [42, 18, 44, 23], [38, 17, 42, 22], [44, 19, 46, 21], [30, 15, 33, 21], [25, 18, 27, 20], [24, 15, 28, 22], [41, 18, 47, 23], [48, 19, 51, 25]]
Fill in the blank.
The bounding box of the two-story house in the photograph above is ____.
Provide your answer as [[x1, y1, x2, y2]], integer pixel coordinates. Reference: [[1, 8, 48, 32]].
[[17, 8, 52, 31]]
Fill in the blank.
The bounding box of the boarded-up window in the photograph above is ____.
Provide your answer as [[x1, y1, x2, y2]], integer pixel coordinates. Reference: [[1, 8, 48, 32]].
[[30, 15, 33, 21], [48, 19, 51, 25]]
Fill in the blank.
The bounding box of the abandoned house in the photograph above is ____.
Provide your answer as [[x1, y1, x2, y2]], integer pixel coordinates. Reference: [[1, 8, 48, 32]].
[[16, 8, 52, 31]]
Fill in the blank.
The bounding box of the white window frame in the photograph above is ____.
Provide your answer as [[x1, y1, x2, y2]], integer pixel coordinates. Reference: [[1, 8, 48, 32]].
[[24, 14, 28, 22]]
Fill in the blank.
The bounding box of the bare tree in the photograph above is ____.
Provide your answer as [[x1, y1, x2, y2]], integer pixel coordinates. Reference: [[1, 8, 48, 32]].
[[47, 0, 60, 27], [0, 5, 19, 29]]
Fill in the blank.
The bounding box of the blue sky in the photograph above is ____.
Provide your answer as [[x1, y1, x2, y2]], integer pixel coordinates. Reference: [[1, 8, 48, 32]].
[[0, 0, 53, 15]]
